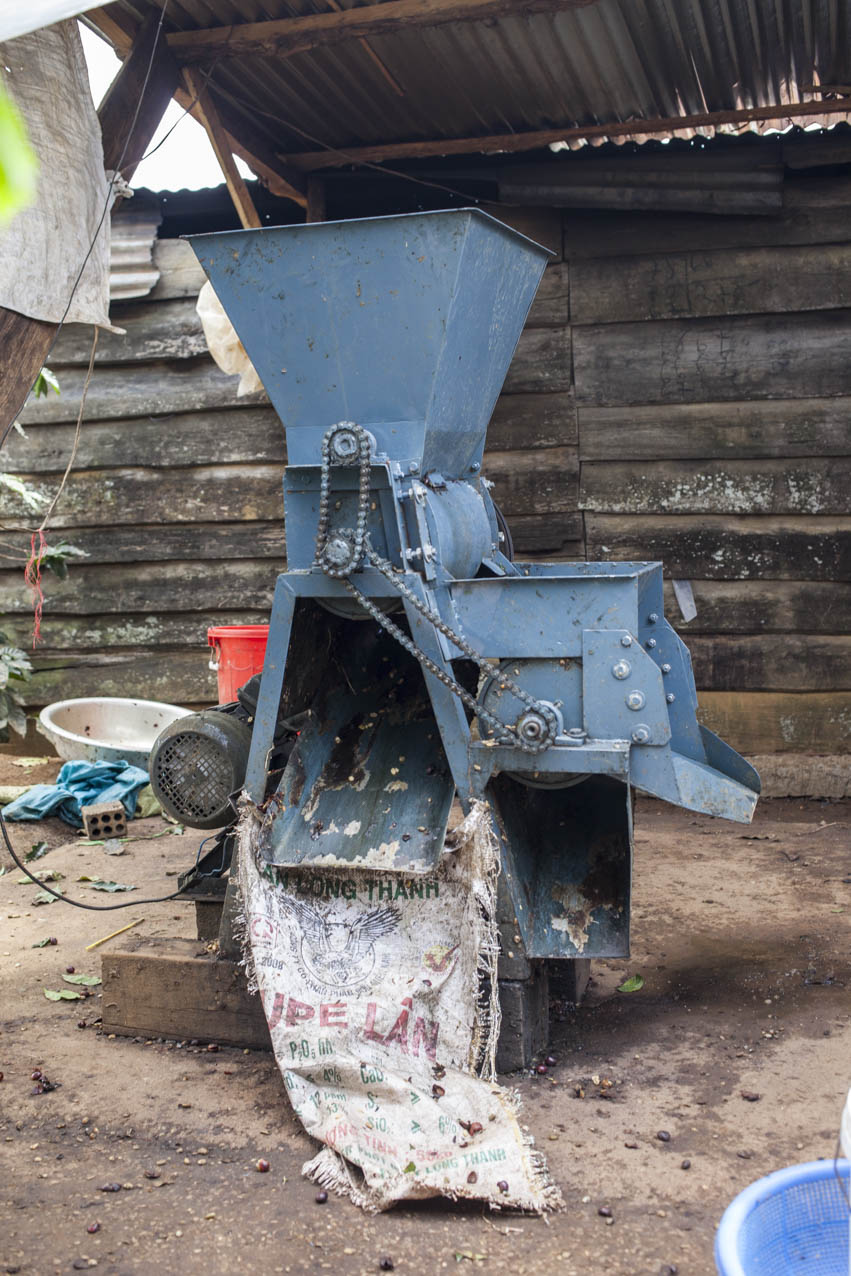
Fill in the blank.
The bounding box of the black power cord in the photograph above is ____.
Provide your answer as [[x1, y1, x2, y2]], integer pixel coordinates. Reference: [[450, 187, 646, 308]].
[[0, 805, 191, 911]]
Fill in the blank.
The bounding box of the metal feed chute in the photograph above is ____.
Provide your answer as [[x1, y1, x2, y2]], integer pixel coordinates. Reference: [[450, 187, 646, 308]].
[[188, 208, 759, 963]]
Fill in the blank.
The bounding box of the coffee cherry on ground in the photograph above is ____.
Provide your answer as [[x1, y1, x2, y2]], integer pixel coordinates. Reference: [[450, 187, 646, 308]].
[[497, 1180, 509, 1194], [657, 1130, 671, 1142], [545, 1056, 557, 1067], [315, 1190, 328, 1203], [379, 1260, 395, 1272], [536, 1064, 548, 1075], [255, 1159, 270, 1173], [86, 1222, 100, 1234]]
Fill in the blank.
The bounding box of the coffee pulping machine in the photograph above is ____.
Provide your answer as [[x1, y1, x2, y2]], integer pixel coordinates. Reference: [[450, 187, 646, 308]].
[[150, 210, 759, 1066]]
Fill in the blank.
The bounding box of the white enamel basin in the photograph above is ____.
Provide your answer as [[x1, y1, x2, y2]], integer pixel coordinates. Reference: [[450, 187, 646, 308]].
[[38, 697, 191, 769]]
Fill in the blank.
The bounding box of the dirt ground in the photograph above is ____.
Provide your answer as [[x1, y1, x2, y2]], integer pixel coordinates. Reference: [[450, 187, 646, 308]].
[[1, 751, 849, 1276]]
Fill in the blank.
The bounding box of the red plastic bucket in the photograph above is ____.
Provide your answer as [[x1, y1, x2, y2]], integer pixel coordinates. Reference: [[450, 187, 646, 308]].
[[207, 625, 269, 704]]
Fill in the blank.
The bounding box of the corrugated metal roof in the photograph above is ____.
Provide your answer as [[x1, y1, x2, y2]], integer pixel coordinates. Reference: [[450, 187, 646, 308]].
[[111, 0, 851, 166]]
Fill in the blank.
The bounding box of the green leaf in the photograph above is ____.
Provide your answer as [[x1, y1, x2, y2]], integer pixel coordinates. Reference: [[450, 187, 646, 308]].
[[25, 841, 48, 861], [617, 974, 645, 993], [90, 880, 136, 893], [44, 988, 82, 1001], [0, 645, 32, 680], [39, 541, 87, 579], [33, 367, 60, 398], [32, 889, 61, 905], [31, 936, 55, 947], [63, 973, 100, 986], [0, 81, 38, 226], [403, 1161, 416, 1173]]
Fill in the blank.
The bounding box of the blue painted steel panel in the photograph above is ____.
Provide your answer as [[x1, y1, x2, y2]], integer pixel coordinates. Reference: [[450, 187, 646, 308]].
[[189, 210, 551, 476]]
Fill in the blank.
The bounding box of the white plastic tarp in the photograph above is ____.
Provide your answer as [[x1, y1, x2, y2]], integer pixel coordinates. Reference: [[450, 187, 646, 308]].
[[0, 20, 114, 329], [0, 2, 104, 44]]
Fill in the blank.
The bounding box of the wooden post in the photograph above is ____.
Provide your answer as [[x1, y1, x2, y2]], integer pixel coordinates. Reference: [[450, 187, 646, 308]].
[[98, 11, 180, 181], [0, 307, 58, 434], [306, 176, 327, 223], [182, 69, 262, 230]]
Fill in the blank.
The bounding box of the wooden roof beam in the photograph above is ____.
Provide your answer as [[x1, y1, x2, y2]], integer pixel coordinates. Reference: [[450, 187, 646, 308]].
[[167, 0, 599, 62], [279, 99, 851, 170], [85, 9, 307, 207], [98, 11, 180, 180], [183, 69, 262, 229]]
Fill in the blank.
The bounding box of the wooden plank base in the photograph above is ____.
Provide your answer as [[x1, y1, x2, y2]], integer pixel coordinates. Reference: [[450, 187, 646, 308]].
[[101, 937, 271, 1050], [100, 933, 555, 1071]]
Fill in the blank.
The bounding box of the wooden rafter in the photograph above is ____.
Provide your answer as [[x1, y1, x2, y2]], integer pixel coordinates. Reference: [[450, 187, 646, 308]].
[[183, 69, 262, 229], [98, 11, 180, 180], [279, 98, 851, 170], [166, 0, 599, 62], [85, 8, 307, 208]]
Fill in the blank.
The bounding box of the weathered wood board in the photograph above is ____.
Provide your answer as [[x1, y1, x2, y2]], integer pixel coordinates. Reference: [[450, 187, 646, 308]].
[[0, 465, 287, 528], [4, 408, 287, 473], [578, 399, 851, 461], [697, 692, 851, 755], [6, 611, 269, 653], [562, 176, 851, 259], [688, 635, 851, 693], [666, 581, 851, 636], [571, 243, 851, 326], [0, 560, 279, 616], [586, 515, 851, 581], [573, 310, 851, 406], [20, 649, 216, 705], [101, 937, 271, 1048], [580, 459, 851, 515]]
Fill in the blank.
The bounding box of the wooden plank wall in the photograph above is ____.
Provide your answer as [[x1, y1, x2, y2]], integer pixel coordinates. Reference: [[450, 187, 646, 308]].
[[1, 176, 849, 764], [566, 173, 851, 758]]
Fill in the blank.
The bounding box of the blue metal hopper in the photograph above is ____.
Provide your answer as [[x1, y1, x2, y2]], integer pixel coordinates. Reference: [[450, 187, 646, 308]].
[[190, 210, 551, 476]]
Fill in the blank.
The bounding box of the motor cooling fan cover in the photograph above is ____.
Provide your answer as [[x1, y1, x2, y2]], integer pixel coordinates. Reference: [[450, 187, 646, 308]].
[[149, 711, 251, 829]]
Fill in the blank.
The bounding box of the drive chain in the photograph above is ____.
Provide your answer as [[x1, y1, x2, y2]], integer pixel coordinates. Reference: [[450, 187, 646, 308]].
[[314, 422, 558, 754]]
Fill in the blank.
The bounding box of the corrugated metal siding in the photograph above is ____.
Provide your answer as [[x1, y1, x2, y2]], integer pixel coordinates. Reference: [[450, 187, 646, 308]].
[[109, 208, 161, 301], [120, 0, 850, 156]]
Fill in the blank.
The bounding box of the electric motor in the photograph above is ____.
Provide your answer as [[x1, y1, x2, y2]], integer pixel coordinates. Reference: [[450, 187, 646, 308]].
[[149, 710, 252, 829]]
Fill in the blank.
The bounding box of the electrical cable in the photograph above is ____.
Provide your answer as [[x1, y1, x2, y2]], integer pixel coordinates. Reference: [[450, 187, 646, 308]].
[[0, 804, 192, 911]]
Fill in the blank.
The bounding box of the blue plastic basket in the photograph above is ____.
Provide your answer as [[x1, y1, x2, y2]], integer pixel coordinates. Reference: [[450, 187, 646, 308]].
[[716, 1160, 850, 1275]]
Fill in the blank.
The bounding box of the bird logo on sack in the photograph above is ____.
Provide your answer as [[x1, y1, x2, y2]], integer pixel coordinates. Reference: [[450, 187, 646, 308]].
[[281, 897, 401, 996]]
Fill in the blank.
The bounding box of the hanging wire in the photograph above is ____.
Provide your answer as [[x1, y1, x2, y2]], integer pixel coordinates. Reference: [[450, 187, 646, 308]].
[[0, 0, 172, 458], [211, 81, 494, 205]]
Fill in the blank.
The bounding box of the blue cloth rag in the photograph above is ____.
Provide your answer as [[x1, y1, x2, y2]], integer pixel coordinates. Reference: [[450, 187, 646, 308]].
[[3, 759, 150, 827]]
